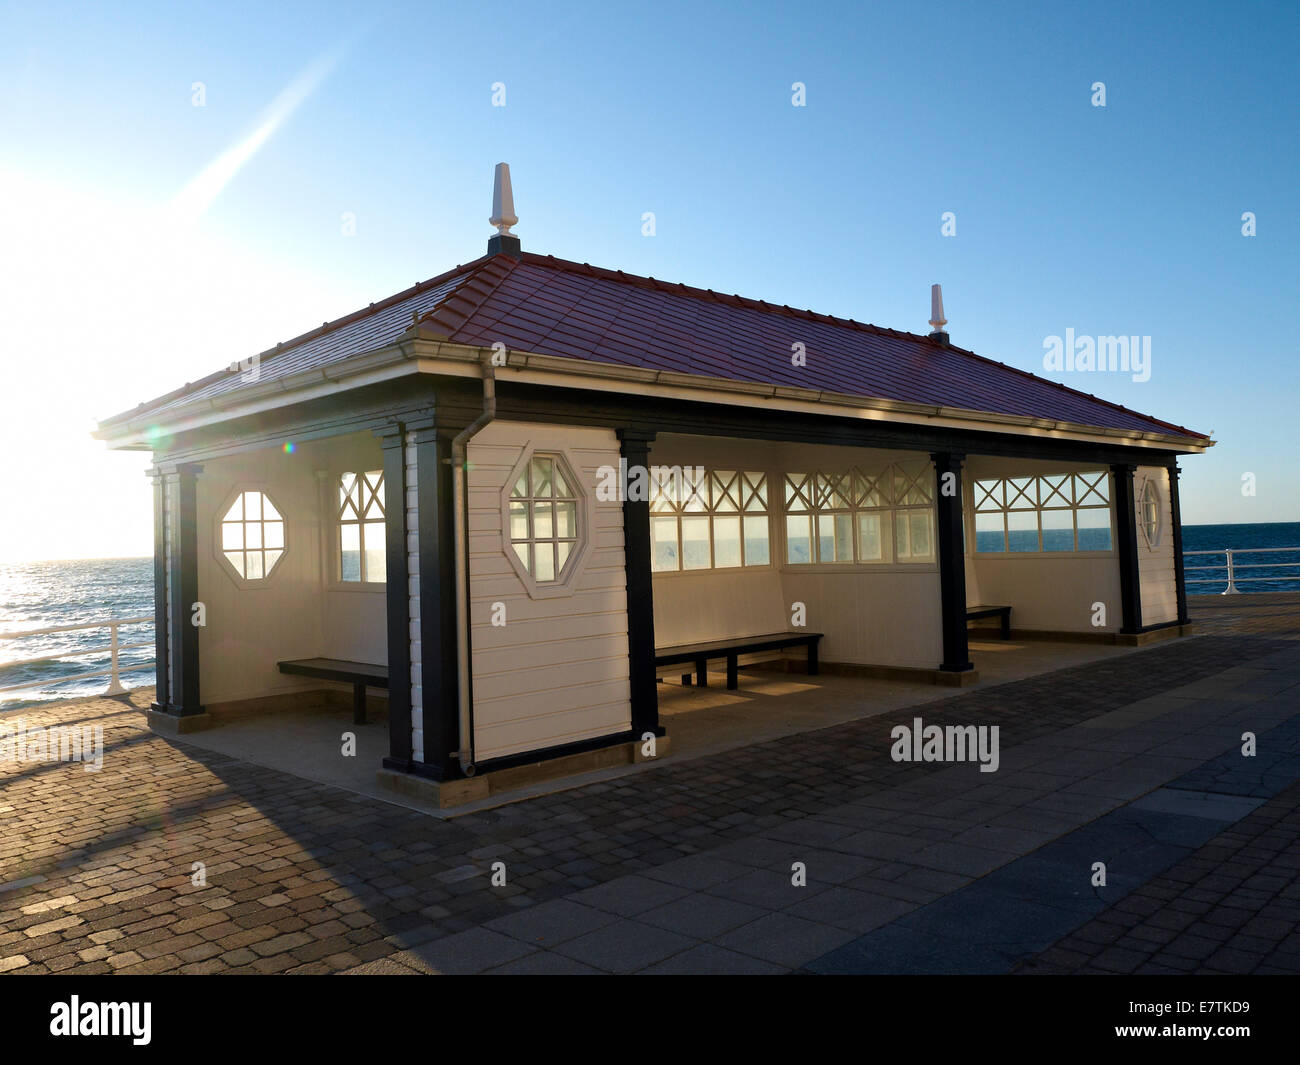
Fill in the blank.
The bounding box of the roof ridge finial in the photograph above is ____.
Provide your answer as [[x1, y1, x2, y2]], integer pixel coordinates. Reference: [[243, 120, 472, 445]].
[[487, 163, 522, 259], [928, 283, 949, 345]]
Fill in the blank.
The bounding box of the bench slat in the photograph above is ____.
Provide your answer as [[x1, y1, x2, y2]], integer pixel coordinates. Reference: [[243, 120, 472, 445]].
[[654, 632, 822, 663], [654, 632, 822, 691], [278, 658, 389, 686], [964, 605, 1011, 639]]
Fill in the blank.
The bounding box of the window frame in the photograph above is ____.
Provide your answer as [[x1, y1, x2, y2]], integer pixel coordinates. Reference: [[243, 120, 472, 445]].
[[782, 461, 936, 567], [1139, 478, 1162, 549], [649, 467, 773, 576], [333, 469, 388, 587], [970, 470, 1116, 555], [212, 484, 288, 588], [499, 444, 595, 600]]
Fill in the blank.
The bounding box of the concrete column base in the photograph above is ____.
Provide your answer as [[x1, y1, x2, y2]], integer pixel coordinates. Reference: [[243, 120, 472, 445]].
[[1116, 622, 1196, 647], [377, 736, 673, 809], [147, 708, 214, 734]]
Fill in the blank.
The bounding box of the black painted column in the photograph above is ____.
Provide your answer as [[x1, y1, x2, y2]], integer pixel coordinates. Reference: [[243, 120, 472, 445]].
[[376, 426, 413, 771], [1167, 462, 1190, 625], [1111, 463, 1143, 634], [932, 452, 973, 673], [158, 463, 203, 716], [148, 468, 169, 707], [617, 429, 663, 738], [375, 419, 461, 780], [415, 422, 460, 780]]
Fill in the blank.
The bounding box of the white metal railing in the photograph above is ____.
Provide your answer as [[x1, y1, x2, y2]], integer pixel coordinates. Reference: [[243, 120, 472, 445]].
[[1185, 547, 1300, 595], [0, 616, 154, 696]]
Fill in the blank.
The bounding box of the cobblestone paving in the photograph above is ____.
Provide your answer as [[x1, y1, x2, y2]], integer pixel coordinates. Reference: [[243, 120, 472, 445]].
[[0, 624, 1296, 974], [1015, 777, 1300, 975]]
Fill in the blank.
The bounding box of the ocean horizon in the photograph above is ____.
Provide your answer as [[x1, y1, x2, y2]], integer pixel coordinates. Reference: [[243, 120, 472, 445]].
[[3, 521, 1298, 707]]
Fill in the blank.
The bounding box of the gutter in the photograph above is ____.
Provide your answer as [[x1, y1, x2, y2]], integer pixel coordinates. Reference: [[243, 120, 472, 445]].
[[94, 338, 1213, 454], [450, 355, 496, 775]]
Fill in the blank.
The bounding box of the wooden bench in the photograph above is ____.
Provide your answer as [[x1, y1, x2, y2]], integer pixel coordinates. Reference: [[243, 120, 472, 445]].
[[655, 632, 823, 691], [277, 658, 389, 724], [966, 604, 1012, 640]]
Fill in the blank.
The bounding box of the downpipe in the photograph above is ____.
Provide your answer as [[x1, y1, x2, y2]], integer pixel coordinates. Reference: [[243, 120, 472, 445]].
[[451, 358, 496, 775]]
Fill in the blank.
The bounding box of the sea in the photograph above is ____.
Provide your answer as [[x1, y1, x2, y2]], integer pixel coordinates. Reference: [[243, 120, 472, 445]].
[[2, 521, 1299, 707]]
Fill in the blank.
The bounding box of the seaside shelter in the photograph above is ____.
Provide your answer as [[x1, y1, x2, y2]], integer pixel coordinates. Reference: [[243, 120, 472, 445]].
[[94, 165, 1210, 804]]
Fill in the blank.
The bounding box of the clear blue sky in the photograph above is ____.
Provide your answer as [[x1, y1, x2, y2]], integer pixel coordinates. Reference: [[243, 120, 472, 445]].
[[1, 0, 1296, 558]]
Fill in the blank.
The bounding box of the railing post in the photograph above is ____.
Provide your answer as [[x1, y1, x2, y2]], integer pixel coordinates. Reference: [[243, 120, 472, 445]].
[[1222, 548, 1240, 595], [105, 621, 125, 695]]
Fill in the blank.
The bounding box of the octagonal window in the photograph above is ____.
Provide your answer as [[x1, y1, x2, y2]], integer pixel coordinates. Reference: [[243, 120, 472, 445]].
[[1140, 480, 1161, 547], [507, 453, 581, 583], [221, 489, 286, 580]]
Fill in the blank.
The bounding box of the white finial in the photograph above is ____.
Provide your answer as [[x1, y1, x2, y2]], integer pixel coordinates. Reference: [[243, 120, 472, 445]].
[[489, 162, 518, 235], [929, 283, 947, 333]]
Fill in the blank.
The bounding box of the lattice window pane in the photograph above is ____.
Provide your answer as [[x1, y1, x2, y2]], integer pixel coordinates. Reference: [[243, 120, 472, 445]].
[[535, 543, 556, 582], [785, 514, 813, 564], [974, 479, 1003, 511], [531, 457, 553, 498], [1077, 506, 1112, 550], [681, 515, 710, 569], [552, 463, 572, 498], [221, 489, 287, 581], [711, 471, 741, 513], [364, 522, 385, 578], [1040, 474, 1072, 508], [556, 501, 577, 539], [785, 474, 812, 511], [1007, 510, 1038, 551], [508, 452, 584, 583], [817, 513, 854, 562], [1006, 477, 1038, 509], [1041, 508, 1074, 552], [713, 516, 742, 567], [651, 515, 679, 572], [341, 523, 361, 581], [857, 512, 884, 560], [1075, 472, 1109, 506], [975, 511, 1006, 552], [744, 514, 770, 565]]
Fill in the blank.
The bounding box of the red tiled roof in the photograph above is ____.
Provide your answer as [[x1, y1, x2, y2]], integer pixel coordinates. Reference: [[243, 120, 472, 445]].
[[103, 251, 1208, 442]]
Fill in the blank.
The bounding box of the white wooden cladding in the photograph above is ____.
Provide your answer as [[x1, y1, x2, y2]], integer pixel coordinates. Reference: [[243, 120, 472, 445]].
[[467, 422, 631, 762], [1136, 465, 1178, 625]]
